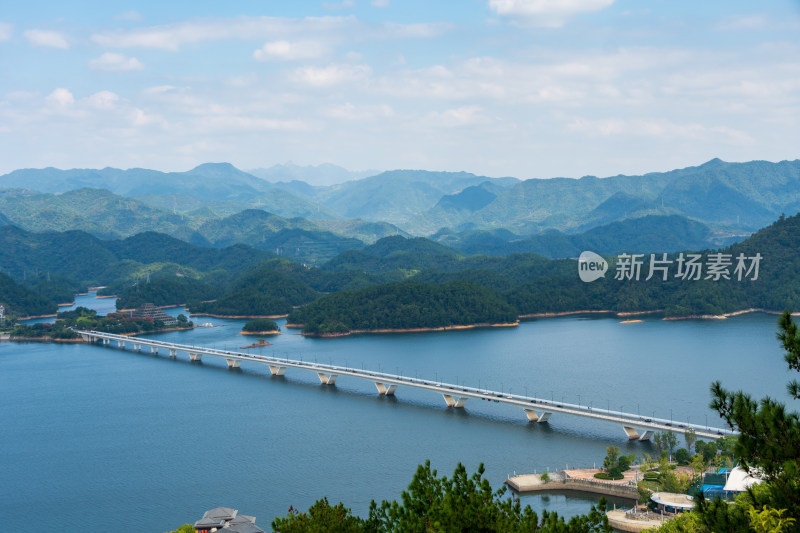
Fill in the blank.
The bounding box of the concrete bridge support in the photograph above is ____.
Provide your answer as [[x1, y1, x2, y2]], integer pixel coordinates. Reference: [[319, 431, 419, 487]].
[[150, 346, 158, 354], [226, 358, 241, 368], [169, 349, 177, 359], [189, 352, 202, 362], [117, 340, 124, 348], [443, 394, 468, 408], [317, 373, 338, 385], [524, 409, 552, 423], [374, 382, 397, 395], [622, 426, 654, 441], [268, 365, 286, 376]]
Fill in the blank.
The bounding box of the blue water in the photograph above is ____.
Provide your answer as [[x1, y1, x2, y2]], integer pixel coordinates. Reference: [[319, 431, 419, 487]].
[[2, 301, 795, 532]]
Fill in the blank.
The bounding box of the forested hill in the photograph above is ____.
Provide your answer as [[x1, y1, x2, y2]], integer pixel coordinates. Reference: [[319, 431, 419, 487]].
[[0, 272, 58, 317], [0, 226, 273, 285], [280, 212, 800, 329], [287, 281, 517, 335], [4, 211, 800, 325], [432, 214, 742, 258], [507, 212, 800, 317], [0, 189, 375, 264]]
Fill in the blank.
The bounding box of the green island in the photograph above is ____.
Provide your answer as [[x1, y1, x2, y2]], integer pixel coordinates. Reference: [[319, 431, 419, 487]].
[[241, 318, 280, 335]]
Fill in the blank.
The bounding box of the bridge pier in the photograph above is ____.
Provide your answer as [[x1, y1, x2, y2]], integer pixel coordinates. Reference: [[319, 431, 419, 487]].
[[524, 408, 552, 423], [622, 426, 654, 441], [443, 394, 468, 408], [189, 352, 202, 362], [169, 349, 177, 358], [374, 382, 397, 395], [317, 373, 338, 385], [268, 365, 286, 376], [150, 346, 158, 354], [226, 358, 241, 368]]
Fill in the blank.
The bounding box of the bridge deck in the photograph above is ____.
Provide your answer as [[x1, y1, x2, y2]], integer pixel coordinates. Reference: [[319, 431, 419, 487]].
[[77, 330, 736, 440]]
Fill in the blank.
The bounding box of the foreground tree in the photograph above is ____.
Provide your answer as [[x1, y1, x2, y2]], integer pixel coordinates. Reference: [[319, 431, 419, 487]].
[[706, 311, 800, 523], [684, 428, 697, 455], [657, 311, 800, 532], [273, 461, 612, 533], [272, 498, 363, 533], [599, 446, 634, 479]]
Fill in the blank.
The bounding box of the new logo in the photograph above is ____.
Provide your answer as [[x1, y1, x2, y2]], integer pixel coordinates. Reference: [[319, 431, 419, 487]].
[[578, 251, 607, 282]]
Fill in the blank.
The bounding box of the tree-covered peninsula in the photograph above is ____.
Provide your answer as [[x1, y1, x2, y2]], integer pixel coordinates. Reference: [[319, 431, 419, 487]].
[[286, 280, 517, 335], [7, 307, 193, 340], [189, 266, 319, 317]]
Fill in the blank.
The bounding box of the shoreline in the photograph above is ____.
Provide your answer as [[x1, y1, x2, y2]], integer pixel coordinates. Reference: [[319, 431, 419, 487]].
[[239, 331, 281, 336], [519, 310, 663, 319], [522, 307, 796, 321], [661, 308, 798, 320], [4, 336, 85, 343], [3, 325, 194, 343], [297, 322, 520, 338], [189, 312, 289, 319]]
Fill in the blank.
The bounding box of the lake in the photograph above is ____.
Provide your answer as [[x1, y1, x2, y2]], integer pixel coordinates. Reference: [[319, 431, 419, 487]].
[[1, 297, 793, 532]]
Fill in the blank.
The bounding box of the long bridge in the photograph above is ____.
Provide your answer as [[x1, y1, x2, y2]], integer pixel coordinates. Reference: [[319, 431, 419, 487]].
[[76, 330, 736, 441]]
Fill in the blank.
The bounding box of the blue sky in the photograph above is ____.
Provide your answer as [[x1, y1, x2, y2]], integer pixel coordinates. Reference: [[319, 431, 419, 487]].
[[1, 1, 798, 180]]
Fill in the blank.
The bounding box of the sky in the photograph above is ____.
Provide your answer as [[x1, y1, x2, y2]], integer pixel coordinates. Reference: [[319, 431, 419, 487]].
[[1, 0, 799, 180]]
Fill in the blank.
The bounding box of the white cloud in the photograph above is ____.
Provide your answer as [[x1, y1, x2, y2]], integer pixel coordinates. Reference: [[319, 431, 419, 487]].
[[24, 29, 69, 49], [382, 22, 450, 38], [291, 64, 371, 86], [86, 91, 120, 110], [0, 22, 12, 41], [371, 0, 390, 6], [142, 85, 178, 95], [92, 16, 355, 50], [89, 52, 144, 72], [326, 102, 393, 120], [131, 108, 164, 127], [45, 88, 75, 107], [716, 15, 768, 31], [253, 40, 326, 61], [115, 11, 143, 22], [566, 116, 753, 144], [427, 106, 491, 127], [322, 0, 355, 10], [488, 0, 615, 27], [91, 15, 440, 51]]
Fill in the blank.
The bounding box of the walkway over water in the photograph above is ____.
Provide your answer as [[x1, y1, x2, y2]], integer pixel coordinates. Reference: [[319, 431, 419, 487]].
[[77, 330, 736, 441]]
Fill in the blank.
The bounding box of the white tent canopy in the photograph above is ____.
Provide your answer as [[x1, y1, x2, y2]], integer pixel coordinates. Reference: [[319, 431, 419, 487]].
[[723, 466, 764, 492]]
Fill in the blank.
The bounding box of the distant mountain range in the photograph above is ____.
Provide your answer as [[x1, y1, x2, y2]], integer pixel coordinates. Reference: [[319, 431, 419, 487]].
[[406, 158, 800, 235], [2, 158, 800, 258], [248, 162, 379, 186], [434, 215, 743, 258], [0, 188, 403, 264]]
